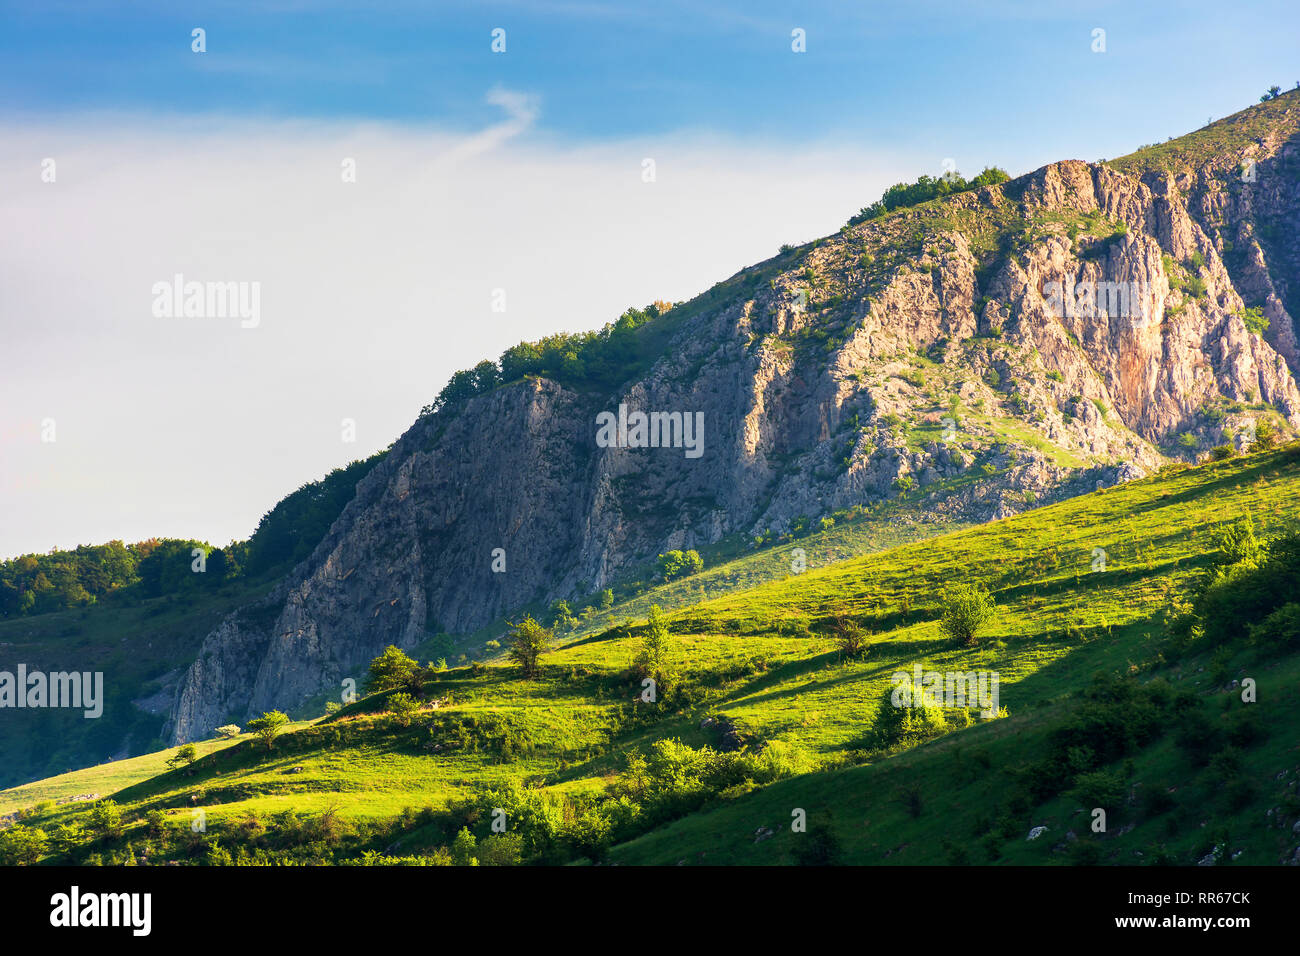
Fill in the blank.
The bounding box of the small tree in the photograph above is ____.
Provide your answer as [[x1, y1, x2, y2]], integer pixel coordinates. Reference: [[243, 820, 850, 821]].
[[246, 710, 289, 751], [508, 615, 553, 680], [166, 743, 198, 770], [0, 825, 48, 866], [215, 724, 241, 739], [366, 645, 420, 694], [387, 692, 420, 726], [88, 799, 123, 839], [549, 600, 577, 634], [833, 614, 869, 661], [634, 604, 676, 693], [938, 584, 995, 645], [451, 827, 479, 866]]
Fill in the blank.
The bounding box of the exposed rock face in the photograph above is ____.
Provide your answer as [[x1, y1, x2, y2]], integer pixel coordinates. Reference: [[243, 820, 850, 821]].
[[167, 120, 1300, 743]]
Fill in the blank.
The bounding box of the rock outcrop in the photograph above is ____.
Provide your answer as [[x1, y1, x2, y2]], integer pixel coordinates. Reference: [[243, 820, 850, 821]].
[[167, 99, 1300, 742]]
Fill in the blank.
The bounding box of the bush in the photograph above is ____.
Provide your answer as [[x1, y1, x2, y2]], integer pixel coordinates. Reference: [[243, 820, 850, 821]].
[[1248, 602, 1300, 649], [215, 724, 241, 738], [790, 822, 843, 865], [387, 692, 420, 726], [246, 710, 289, 750], [88, 799, 123, 839], [0, 825, 48, 865], [832, 614, 869, 660], [1070, 768, 1127, 809], [657, 549, 704, 582], [938, 583, 995, 645]]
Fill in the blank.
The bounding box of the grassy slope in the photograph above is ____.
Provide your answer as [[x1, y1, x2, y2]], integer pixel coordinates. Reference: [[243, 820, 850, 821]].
[[0, 579, 275, 789], [7, 446, 1298, 864], [1110, 87, 1300, 175]]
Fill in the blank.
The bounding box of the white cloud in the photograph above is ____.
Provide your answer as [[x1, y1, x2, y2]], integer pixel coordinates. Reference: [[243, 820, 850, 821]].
[[0, 104, 923, 558]]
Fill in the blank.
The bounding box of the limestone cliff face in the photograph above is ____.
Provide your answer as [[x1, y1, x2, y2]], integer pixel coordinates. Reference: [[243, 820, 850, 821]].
[[168, 137, 1300, 743]]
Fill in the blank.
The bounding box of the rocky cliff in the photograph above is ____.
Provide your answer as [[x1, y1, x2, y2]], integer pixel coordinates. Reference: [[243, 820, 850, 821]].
[[167, 94, 1300, 743]]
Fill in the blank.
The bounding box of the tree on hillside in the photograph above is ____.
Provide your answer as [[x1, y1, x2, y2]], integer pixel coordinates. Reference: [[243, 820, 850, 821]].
[[166, 743, 198, 770], [88, 799, 123, 839], [657, 549, 704, 583], [508, 616, 553, 680], [833, 614, 869, 661], [366, 645, 421, 694], [386, 692, 420, 726], [247, 710, 289, 751], [0, 825, 47, 866], [634, 604, 676, 694], [549, 599, 577, 634], [938, 584, 995, 646]]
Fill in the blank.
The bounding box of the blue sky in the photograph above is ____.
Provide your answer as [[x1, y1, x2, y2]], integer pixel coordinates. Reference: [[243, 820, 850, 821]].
[[1, 1, 1297, 558], [3, 1, 1297, 167]]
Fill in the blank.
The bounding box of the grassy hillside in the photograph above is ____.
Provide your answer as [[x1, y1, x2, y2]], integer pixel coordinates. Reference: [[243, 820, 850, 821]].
[[1111, 86, 1300, 175], [3, 443, 1298, 866]]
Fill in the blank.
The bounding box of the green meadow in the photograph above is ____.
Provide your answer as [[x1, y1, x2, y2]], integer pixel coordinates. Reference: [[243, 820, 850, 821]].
[[3, 445, 1299, 866]]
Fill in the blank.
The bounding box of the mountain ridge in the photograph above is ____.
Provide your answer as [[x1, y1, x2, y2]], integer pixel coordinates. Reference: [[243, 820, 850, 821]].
[[167, 93, 1300, 743]]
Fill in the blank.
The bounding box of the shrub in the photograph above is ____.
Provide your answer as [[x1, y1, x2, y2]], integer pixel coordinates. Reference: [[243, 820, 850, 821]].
[[1209, 444, 1235, 461], [1248, 602, 1300, 649], [1071, 768, 1127, 809], [215, 724, 241, 738], [832, 614, 869, 661], [387, 692, 420, 726], [657, 549, 704, 582], [938, 583, 995, 645], [246, 710, 289, 750], [366, 645, 423, 695], [88, 799, 123, 839], [790, 822, 843, 866]]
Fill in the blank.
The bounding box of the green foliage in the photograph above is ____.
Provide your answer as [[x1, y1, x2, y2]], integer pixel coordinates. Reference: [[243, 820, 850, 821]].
[[88, 799, 123, 839], [657, 549, 704, 583], [244, 453, 386, 579], [1236, 306, 1269, 335], [832, 613, 868, 660], [424, 302, 675, 415], [633, 604, 676, 693], [508, 616, 553, 680], [0, 824, 48, 865], [165, 743, 198, 770], [848, 167, 1011, 226], [1196, 529, 1299, 646], [246, 711, 289, 750], [386, 692, 420, 726], [938, 583, 995, 645], [366, 645, 421, 694]]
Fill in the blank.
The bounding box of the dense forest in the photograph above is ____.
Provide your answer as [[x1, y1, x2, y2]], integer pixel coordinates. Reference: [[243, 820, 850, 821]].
[[0, 452, 385, 620]]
